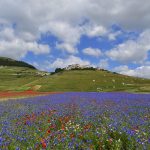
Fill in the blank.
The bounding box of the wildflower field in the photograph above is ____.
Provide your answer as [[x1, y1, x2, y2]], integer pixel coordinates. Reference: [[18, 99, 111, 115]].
[[0, 92, 150, 150]]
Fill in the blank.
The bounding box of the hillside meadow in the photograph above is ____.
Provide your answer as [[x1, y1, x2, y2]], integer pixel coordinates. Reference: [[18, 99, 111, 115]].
[[0, 67, 150, 93]]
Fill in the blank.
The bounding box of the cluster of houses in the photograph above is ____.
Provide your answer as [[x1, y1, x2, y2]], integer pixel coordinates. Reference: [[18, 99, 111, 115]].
[[64, 64, 103, 70], [35, 72, 50, 77]]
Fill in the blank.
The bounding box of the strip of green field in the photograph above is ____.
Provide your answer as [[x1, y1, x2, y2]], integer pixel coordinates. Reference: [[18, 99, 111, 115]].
[[0, 67, 40, 91], [34, 70, 150, 93], [0, 67, 150, 93]]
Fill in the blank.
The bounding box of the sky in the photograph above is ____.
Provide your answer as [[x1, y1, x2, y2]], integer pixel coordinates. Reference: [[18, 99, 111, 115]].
[[0, 0, 150, 78]]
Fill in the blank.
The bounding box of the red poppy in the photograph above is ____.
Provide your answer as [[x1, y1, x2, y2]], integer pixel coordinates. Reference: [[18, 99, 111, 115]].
[[47, 129, 51, 134], [42, 142, 47, 149], [49, 124, 55, 129], [61, 124, 65, 130], [41, 139, 47, 149]]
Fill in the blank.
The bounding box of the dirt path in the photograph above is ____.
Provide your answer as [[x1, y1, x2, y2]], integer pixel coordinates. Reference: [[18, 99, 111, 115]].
[[0, 90, 62, 101]]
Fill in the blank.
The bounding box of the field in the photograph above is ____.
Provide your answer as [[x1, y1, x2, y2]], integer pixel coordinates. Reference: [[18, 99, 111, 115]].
[[0, 65, 150, 149], [0, 67, 150, 93], [0, 92, 150, 150], [0, 91, 61, 100], [30, 70, 150, 93]]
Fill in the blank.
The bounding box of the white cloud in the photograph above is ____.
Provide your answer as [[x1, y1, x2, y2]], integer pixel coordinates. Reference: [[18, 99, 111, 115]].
[[108, 31, 122, 41], [40, 21, 81, 45], [113, 65, 130, 73], [1, 0, 150, 31], [56, 43, 78, 54], [0, 24, 50, 59], [82, 47, 102, 57], [106, 30, 150, 63], [85, 25, 107, 37], [42, 22, 107, 54], [0, 0, 150, 56], [50, 55, 91, 69], [114, 65, 150, 79], [0, 27, 50, 59], [0, 39, 50, 59], [0, 27, 15, 41], [98, 59, 109, 69]]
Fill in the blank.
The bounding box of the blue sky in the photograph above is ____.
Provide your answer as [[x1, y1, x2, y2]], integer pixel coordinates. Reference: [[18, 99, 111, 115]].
[[23, 25, 142, 70], [0, 0, 150, 78]]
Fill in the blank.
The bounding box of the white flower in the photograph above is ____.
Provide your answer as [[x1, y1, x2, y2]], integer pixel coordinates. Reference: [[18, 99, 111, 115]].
[[112, 79, 115, 82], [122, 82, 125, 85]]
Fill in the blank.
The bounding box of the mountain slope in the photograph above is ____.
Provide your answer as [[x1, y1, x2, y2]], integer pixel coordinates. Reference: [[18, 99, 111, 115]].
[[0, 66, 40, 91], [27, 70, 150, 93], [0, 57, 36, 69], [0, 58, 150, 93]]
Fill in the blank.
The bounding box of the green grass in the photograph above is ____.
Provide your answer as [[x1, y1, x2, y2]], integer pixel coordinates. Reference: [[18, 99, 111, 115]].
[[0, 67, 150, 92], [0, 66, 41, 91]]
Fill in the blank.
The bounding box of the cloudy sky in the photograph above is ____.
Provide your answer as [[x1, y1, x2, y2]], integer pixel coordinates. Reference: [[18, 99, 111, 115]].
[[0, 0, 150, 78]]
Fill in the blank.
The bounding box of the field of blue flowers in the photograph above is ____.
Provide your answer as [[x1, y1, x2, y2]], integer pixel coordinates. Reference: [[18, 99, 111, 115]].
[[0, 92, 150, 150]]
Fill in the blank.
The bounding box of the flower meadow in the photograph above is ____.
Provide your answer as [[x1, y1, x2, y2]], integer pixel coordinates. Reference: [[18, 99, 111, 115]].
[[0, 92, 150, 150]]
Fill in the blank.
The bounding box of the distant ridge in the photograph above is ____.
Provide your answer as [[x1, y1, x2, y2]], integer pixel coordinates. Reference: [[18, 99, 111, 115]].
[[0, 57, 36, 69], [51, 64, 110, 75]]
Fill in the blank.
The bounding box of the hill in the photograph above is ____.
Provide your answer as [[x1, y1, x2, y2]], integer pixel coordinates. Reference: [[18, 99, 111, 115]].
[[0, 57, 36, 69], [0, 61, 149, 93], [29, 69, 150, 93]]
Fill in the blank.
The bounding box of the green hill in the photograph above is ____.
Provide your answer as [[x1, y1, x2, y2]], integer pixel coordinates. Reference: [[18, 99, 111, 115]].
[[0, 66, 40, 91], [0, 57, 36, 69], [28, 70, 150, 93], [0, 58, 150, 93], [0, 57, 49, 91], [1, 68, 149, 93]]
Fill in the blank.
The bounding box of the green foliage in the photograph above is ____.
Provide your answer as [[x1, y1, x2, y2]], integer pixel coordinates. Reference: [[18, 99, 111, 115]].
[[55, 68, 64, 73], [0, 57, 36, 69], [50, 68, 65, 75], [70, 67, 96, 71]]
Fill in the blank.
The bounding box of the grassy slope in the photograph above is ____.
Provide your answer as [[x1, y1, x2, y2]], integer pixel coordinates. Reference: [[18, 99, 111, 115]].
[[28, 70, 150, 93], [0, 67, 150, 92], [0, 67, 41, 91]]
